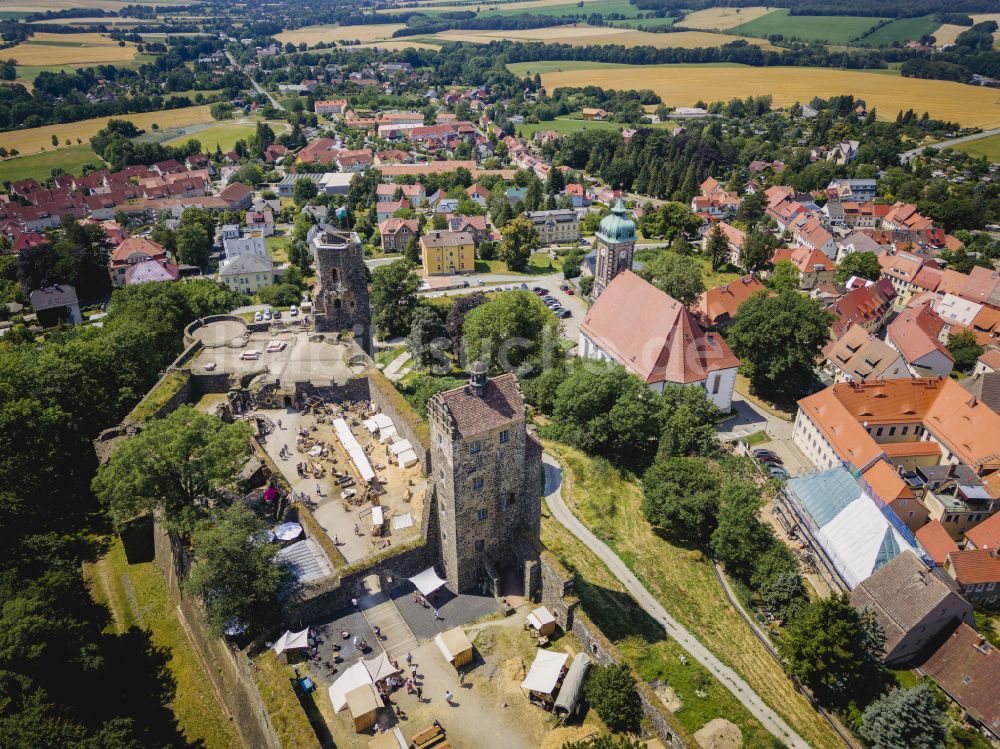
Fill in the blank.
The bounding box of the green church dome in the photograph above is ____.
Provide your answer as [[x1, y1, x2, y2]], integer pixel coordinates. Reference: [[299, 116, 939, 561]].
[[597, 199, 636, 244]]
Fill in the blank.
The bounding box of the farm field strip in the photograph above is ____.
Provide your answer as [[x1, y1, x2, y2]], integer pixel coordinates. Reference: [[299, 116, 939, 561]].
[[734, 9, 885, 44], [0, 104, 215, 155], [857, 16, 939, 47], [3, 31, 138, 65], [953, 132, 1000, 163], [428, 25, 776, 49], [275, 23, 406, 46], [537, 63, 1000, 128], [680, 6, 775, 31], [0, 145, 104, 185], [376, 0, 613, 13]]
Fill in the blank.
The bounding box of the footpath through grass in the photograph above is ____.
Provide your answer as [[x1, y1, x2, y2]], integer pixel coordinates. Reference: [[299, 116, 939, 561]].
[[85, 537, 241, 749], [542, 441, 844, 749]]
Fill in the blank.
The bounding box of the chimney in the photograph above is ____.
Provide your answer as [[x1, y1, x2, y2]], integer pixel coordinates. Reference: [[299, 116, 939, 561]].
[[469, 360, 488, 396]]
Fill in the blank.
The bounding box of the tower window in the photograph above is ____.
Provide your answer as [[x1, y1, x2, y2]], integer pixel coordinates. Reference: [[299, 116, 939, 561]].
[[472, 477, 483, 491], [499, 430, 509, 444], [477, 508, 488, 521], [469, 440, 481, 454]]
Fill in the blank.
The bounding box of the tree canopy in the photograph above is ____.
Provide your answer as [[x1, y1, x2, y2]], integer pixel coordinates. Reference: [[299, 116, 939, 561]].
[[370, 260, 421, 339], [859, 684, 947, 749], [835, 251, 882, 283], [497, 215, 539, 272], [636, 250, 705, 306], [461, 290, 557, 373], [583, 664, 642, 733]]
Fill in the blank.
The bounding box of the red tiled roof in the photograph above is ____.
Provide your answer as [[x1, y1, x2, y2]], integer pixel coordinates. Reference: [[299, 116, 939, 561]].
[[581, 271, 740, 385], [887, 302, 952, 365], [110, 236, 165, 265], [948, 549, 1000, 585], [916, 520, 960, 566], [966, 513, 1000, 551], [695, 276, 766, 325]]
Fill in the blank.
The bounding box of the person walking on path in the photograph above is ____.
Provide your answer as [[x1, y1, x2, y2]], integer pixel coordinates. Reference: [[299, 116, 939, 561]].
[[458, 669, 465, 686], [406, 652, 413, 666], [444, 690, 453, 705], [433, 608, 442, 621], [411, 663, 418, 679], [416, 685, 423, 702]]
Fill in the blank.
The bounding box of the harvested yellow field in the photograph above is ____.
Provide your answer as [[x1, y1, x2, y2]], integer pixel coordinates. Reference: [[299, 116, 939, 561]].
[[681, 6, 776, 31], [972, 13, 1000, 43], [3, 32, 137, 66], [378, 0, 609, 13], [29, 16, 143, 25], [431, 25, 775, 49], [934, 14, 1000, 46], [275, 23, 406, 46], [2, 105, 214, 156], [361, 39, 443, 50], [538, 64, 1000, 128], [0, 0, 163, 11]]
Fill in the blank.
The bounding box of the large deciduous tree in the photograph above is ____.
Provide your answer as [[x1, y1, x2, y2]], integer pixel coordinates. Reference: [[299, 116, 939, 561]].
[[369, 259, 421, 339], [705, 223, 728, 272], [461, 290, 556, 373], [497, 215, 539, 272], [92, 405, 251, 533], [583, 664, 642, 733], [641, 456, 717, 544], [637, 250, 705, 306], [835, 251, 882, 283], [406, 305, 448, 370]]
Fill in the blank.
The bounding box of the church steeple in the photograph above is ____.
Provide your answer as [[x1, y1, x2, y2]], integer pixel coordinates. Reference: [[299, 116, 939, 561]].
[[592, 199, 636, 300]]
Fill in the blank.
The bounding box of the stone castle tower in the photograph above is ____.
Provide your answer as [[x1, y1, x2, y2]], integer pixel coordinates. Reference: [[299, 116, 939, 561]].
[[592, 198, 637, 299], [427, 363, 542, 592], [308, 225, 372, 353]]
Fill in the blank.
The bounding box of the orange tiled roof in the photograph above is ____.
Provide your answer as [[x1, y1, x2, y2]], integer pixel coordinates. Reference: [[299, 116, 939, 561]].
[[915, 520, 960, 566], [966, 512, 1000, 551], [695, 276, 766, 324], [948, 548, 1000, 585]]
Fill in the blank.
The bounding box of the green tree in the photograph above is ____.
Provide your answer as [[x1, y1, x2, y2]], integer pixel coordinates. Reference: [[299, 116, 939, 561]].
[[247, 121, 275, 159], [173, 222, 212, 267], [835, 251, 882, 283], [947, 330, 983, 372], [583, 664, 642, 733], [637, 250, 704, 305], [257, 283, 301, 307], [524, 179, 542, 212], [710, 481, 775, 580], [639, 201, 702, 241], [545, 165, 565, 195], [292, 178, 318, 206], [431, 214, 448, 231], [705, 223, 728, 272], [561, 738, 643, 749], [734, 190, 767, 228], [769, 259, 800, 292], [738, 228, 776, 274], [404, 236, 420, 265], [859, 685, 947, 749], [462, 290, 556, 373], [497, 215, 538, 272], [406, 305, 448, 369], [92, 405, 251, 533], [727, 291, 834, 398], [779, 593, 886, 707], [370, 260, 421, 339], [657, 383, 719, 459], [185, 503, 290, 637], [641, 456, 717, 544]]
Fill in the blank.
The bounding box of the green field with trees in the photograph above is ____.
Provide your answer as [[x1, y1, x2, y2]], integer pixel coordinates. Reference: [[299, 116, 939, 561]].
[[733, 10, 885, 44], [858, 16, 940, 46]]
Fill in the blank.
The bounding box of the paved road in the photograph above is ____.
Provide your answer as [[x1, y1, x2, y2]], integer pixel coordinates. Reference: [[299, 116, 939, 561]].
[[716, 392, 813, 476], [542, 453, 811, 749], [227, 50, 285, 111], [899, 127, 1000, 163]]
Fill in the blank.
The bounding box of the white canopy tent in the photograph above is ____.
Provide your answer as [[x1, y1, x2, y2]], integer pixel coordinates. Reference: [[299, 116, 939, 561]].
[[378, 426, 399, 444], [329, 661, 373, 712], [554, 652, 591, 715], [371, 506, 384, 527], [409, 566, 448, 597], [363, 413, 394, 434], [272, 628, 310, 656], [388, 439, 413, 456], [526, 606, 556, 633], [332, 417, 376, 482], [364, 652, 401, 683], [273, 522, 303, 541], [397, 449, 418, 468], [521, 649, 568, 696]]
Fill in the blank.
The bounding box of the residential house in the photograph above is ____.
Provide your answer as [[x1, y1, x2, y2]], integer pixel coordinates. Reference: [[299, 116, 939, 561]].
[[822, 324, 910, 383], [887, 301, 955, 378], [336, 149, 373, 172], [826, 140, 860, 165], [915, 520, 960, 566], [961, 372, 1000, 417], [770, 246, 835, 290], [944, 550, 1000, 607], [882, 202, 934, 235], [222, 235, 267, 260], [706, 222, 745, 266], [880, 251, 939, 310], [564, 183, 590, 208], [29, 284, 83, 327], [124, 259, 180, 285], [315, 99, 348, 116], [582, 108, 609, 121], [218, 253, 274, 294], [966, 512, 1000, 552], [976, 348, 1000, 375], [378, 218, 418, 253], [694, 276, 766, 328], [792, 215, 838, 260], [448, 215, 489, 247], [465, 183, 490, 207], [220, 223, 241, 241], [218, 182, 254, 211], [245, 209, 274, 237], [836, 230, 884, 262], [851, 551, 973, 665], [579, 270, 741, 411], [376, 199, 410, 224], [420, 230, 475, 276], [524, 209, 578, 245], [376, 183, 425, 205], [108, 237, 167, 287], [263, 144, 288, 164], [914, 621, 1000, 742], [826, 178, 878, 202]]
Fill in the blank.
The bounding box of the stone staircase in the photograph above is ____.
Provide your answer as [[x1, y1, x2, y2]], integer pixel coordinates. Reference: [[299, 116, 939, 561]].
[[360, 591, 419, 661]]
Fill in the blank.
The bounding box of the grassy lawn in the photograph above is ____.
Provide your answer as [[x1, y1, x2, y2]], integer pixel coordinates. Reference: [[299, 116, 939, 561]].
[[698, 256, 743, 287], [475, 252, 560, 275], [0, 144, 103, 185], [858, 16, 939, 46], [85, 537, 241, 749], [954, 133, 1000, 163], [266, 233, 291, 263], [127, 369, 190, 423], [375, 344, 403, 368], [734, 373, 796, 421], [542, 441, 844, 749], [251, 651, 324, 749], [744, 429, 770, 446], [735, 9, 884, 44], [165, 122, 256, 153]]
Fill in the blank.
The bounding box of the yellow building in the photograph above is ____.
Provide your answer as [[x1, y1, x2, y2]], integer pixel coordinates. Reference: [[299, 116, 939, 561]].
[[421, 230, 475, 276]]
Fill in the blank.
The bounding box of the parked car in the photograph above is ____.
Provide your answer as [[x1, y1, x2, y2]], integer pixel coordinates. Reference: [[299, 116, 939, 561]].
[[769, 467, 789, 481], [254, 311, 263, 322], [565, 288, 575, 295], [556, 308, 572, 319], [273, 310, 282, 320], [290, 305, 298, 317], [263, 309, 272, 321], [753, 449, 782, 462]]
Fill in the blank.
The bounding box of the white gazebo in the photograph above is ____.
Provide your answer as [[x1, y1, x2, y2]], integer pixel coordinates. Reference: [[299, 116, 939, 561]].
[[409, 566, 448, 598], [521, 649, 568, 701], [272, 628, 310, 656]]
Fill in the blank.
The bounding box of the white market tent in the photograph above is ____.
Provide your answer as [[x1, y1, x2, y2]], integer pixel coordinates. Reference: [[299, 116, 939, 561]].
[[378, 426, 399, 444], [526, 606, 557, 635], [272, 628, 310, 656], [554, 652, 591, 715], [273, 522, 303, 541], [364, 652, 401, 683], [388, 439, 413, 456], [371, 505, 385, 527], [363, 413, 394, 434], [409, 566, 447, 597], [329, 661, 373, 712], [521, 649, 568, 696], [397, 449, 418, 468], [333, 417, 376, 482]]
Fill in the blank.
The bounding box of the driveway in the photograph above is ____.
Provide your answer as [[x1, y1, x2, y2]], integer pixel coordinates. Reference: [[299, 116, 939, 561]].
[[717, 392, 812, 477]]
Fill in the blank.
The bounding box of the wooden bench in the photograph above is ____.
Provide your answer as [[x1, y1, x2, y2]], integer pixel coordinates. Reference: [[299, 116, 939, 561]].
[[411, 724, 447, 749]]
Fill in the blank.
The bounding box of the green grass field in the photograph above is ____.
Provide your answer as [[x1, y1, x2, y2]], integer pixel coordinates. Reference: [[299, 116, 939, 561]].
[[0, 144, 103, 185], [735, 9, 884, 44], [858, 16, 939, 46], [953, 133, 1000, 163], [607, 16, 678, 29], [164, 122, 255, 153]]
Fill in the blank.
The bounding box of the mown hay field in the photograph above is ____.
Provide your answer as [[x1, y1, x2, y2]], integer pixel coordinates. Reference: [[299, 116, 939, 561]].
[[3, 31, 137, 65], [0, 0, 179, 11], [1, 104, 215, 155], [954, 133, 1000, 163], [680, 6, 775, 31], [275, 23, 406, 46], [932, 23, 969, 46], [735, 9, 884, 44], [377, 0, 612, 14], [430, 25, 776, 49], [538, 63, 1000, 128]]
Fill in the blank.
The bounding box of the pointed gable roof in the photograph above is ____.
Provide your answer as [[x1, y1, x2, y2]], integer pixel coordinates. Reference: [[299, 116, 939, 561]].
[[581, 271, 740, 385]]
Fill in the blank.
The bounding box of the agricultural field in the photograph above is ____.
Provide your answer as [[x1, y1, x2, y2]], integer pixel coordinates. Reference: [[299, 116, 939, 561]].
[[1, 104, 215, 155], [376, 0, 614, 14], [164, 122, 257, 153], [478, 0, 636, 19], [429, 25, 776, 49], [971, 13, 1000, 43], [857, 16, 939, 47], [953, 133, 1000, 163], [0, 144, 103, 185], [680, 6, 775, 31], [509, 59, 744, 74], [536, 63, 1000, 128], [931, 23, 970, 46], [275, 23, 406, 46], [735, 9, 884, 44], [2, 31, 138, 66], [516, 114, 676, 138], [29, 16, 143, 25], [0, 0, 186, 8]]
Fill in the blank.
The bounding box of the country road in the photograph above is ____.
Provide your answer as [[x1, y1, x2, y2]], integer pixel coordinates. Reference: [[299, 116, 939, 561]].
[[542, 452, 812, 749], [227, 50, 285, 111], [900, 127, 1000, 162]]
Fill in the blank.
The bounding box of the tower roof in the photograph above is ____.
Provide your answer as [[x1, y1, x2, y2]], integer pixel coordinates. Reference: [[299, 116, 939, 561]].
[[597, 199, 636, 244]]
